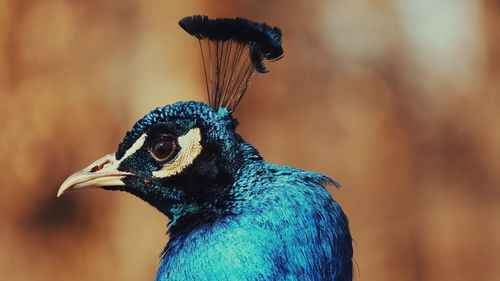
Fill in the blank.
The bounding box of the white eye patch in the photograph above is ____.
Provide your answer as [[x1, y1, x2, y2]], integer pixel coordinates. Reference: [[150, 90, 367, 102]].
[[121, 134, 148, 160], [152, 128, 202, 178]]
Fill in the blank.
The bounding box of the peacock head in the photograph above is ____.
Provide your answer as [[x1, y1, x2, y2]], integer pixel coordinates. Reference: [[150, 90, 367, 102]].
[[57, 102, 258, 220], [57, 15, 283, 224]]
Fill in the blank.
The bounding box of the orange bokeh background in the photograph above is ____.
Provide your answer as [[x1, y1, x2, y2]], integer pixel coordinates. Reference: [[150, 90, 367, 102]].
[[1, 1, 500, 280]]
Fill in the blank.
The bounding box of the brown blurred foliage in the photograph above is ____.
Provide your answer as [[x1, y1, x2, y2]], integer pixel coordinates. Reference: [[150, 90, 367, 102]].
[[1, 1, 499, 280]]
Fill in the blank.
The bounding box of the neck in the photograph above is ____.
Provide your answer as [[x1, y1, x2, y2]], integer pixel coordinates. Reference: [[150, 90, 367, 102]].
[[161, 140, 261, 232]]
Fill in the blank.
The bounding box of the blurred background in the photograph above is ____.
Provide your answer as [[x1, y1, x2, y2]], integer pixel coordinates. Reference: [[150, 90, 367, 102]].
[[1, 1, 499, 280]]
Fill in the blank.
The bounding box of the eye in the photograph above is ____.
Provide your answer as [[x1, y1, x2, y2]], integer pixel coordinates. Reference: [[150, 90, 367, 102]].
[[150, 135, 179, 162]]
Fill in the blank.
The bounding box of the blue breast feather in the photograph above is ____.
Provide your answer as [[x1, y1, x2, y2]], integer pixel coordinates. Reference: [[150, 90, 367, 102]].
[[156, 161, 352, 281]]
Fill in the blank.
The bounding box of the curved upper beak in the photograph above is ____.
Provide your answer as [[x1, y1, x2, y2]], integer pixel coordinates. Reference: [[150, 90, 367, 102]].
[[57, 153, 132, 197]]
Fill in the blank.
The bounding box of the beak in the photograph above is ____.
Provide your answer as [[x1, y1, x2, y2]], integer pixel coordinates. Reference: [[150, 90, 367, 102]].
[[57, 153, 132, 197]]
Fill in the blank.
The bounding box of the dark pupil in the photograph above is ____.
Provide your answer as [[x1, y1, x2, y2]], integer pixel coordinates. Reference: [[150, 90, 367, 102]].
[[152, 140, 174, 160]]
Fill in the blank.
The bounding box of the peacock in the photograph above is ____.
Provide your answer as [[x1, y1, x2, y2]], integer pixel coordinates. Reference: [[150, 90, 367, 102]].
[[58, 15, 353, 281]]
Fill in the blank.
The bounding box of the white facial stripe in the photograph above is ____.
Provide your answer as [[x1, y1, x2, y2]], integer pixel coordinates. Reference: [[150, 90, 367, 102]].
[[152, 128, 202, 178], [119, 134, 147, 161]]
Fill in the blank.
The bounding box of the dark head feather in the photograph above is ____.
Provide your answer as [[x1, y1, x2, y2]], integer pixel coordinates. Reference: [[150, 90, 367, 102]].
[[179, 15, 283, 111]]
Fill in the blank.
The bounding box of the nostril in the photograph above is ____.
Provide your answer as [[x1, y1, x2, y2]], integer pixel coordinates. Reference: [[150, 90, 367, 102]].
[[90, 159, 112, 173]]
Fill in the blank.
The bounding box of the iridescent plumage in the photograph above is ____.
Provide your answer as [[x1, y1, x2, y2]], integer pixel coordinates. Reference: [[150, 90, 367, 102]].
[[58, 15, 353, 281]]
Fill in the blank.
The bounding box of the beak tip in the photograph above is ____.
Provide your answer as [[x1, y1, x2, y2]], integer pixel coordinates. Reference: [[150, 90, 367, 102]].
[[57, 186, 68, 198]]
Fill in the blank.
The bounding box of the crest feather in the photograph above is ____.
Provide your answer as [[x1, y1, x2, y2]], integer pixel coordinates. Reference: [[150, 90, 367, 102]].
[[179, 15, 283, 111]]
